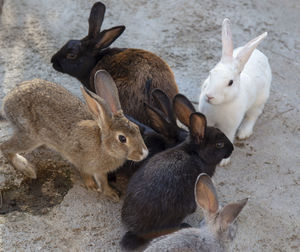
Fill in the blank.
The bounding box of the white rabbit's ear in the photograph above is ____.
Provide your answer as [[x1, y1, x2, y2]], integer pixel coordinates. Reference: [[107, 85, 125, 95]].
[[218, 198, 248, 230], [195, 173, 219, 215], [94, 70, 122, 114], [221, 18, 233, 62], [235, 32, 267, 72]]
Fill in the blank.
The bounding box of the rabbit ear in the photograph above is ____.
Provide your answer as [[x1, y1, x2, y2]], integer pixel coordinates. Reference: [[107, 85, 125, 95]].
[[221, 18, 233, 62], [95, 26, 125, 49], [94, 70, 122, 114], [235, 32, 267, 72], [88, 2, 106, 38], [189, 112, 207, 144], [145, 103, 172, 137], [81, 86, 111, 130], [173, 94, 196, 128], [195, 173, 219, 215], [152, 89, 176, 124], [218, 198, 248, 230]]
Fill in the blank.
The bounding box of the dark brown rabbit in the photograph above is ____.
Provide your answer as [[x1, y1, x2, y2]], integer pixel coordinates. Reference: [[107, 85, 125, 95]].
[[121, 94, 234, 250], [0, 70, 148, 202], [51, 2, 179, 126]]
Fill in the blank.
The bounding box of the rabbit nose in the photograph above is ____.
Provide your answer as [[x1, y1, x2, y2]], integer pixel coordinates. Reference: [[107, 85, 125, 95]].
[[206, 94, 214, 101]]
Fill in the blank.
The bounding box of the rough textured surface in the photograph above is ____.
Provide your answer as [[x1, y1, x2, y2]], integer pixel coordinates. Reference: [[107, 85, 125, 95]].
[[0, 0, 299, 251]]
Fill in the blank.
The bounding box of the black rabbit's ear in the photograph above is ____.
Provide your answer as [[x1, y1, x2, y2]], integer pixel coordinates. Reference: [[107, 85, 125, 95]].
[[94, 70, 122, 114], [88, 2, 106, 38], [95, 26, 125, 49], [195, 173, 219, 215], [145, 103, 172, 137], [189, 112, 207, 144], [151, 89, 176, 125], [173, 94, 195, 128]]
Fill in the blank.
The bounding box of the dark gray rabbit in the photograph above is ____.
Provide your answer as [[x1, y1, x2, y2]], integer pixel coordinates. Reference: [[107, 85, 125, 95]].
[[51, 2, 178, 126], [121, 94, 234, 250], [112, 88, 188, 179], [144, 173, 248, 252]]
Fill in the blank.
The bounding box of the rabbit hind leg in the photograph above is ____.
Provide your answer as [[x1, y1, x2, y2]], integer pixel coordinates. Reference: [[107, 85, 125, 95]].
[[0, 131, 40, 178]]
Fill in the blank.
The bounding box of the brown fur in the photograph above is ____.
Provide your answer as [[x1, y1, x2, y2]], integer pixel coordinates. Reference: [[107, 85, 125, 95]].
[[51, 2, 179, 126], [90, 49, 178, 125], [0, 77, 147, 202]]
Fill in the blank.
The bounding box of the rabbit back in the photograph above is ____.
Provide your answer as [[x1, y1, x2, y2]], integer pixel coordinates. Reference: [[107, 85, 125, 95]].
[[3, 79, 91, 143], [144, 227, 222, 252], [90, 49, 178, 125], [122, 147, 216, 234]]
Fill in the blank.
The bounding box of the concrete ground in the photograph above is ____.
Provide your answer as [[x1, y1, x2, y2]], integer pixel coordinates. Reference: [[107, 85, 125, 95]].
[[0, 0, 299, 251]]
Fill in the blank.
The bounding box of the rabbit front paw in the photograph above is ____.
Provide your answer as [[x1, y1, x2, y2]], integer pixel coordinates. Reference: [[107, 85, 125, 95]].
[[219, 157, 231, 166], [82, 174, 101, 192], [104, 187, 121, 203], [237, 126, 253, 140]]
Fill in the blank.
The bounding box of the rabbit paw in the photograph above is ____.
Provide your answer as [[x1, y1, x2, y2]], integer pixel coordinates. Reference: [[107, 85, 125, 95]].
[[104, 187, 121, 203], [83, 175, 101, 192], [219, 157, 231, 166], [237, 126, 253, 140], [12, 154, 36, 179]]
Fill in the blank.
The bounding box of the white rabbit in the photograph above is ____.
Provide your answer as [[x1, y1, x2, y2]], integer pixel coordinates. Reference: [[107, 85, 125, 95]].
[[199, 18, 272, 166], [144, 173, 248, 252]]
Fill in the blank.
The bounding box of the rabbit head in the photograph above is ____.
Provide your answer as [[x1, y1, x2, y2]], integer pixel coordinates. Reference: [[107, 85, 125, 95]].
[[202, 18, 267, 105], [51, 2, 125, 84], [195, 173, 248, 243], [173, 94, 234, 163], [83, 70, 148, 162]]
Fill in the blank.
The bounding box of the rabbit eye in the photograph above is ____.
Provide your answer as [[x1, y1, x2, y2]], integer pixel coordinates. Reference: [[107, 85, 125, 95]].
[[66, 53, 77, 60], [118, 135, 127, 143], [228, 80, 233, 86], [216, 142, 224, 148]]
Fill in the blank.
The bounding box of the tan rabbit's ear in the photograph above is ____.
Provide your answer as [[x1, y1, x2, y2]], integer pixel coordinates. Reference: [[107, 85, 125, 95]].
[[189, 112, 207, 144], [81, 86, 111, 130], [94, 70, 122, 114], [235, 32, 267, 72], [195, 173, 219, 215], [218, 198, 248, 230], [221, 18, 233, 62], [88, 2, 106, 38], [173, 94, 195, 128]]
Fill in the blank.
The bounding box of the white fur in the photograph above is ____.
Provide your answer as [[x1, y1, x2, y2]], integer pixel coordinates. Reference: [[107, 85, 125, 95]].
[[199, 19, 272, 166]]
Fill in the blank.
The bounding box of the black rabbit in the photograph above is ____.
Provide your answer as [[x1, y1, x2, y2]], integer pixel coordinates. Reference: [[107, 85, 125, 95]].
[[120, 93, 234, 250], [113, 88, 188, 179], [51, 2, 178, 126]]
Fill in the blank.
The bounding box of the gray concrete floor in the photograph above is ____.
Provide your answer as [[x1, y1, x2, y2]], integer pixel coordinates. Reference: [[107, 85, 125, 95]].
[[0, 0, 299, 251]]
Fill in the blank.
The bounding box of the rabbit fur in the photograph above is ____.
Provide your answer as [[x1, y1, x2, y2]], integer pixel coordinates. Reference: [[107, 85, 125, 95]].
[[198, 18, 272, 166], [121, 94, 234, 250], [144, 173, 248, 252], [51, 2, 178, 126], [0, 70, 148, 202]]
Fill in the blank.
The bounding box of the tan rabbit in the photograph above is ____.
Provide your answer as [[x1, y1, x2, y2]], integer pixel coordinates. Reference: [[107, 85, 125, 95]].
[[0, 70, 148, 202]]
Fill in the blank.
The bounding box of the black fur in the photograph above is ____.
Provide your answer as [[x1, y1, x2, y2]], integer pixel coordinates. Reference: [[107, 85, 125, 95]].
[[115, 89, 188, 178], [120, 94, 234, 250]]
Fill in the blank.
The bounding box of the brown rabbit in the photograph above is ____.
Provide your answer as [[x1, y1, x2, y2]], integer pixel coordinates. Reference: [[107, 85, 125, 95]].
[[0, 70, 148, 202], [51, 2, 179, 126]]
